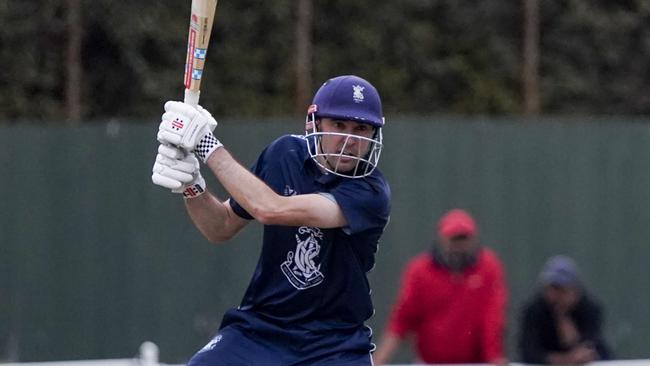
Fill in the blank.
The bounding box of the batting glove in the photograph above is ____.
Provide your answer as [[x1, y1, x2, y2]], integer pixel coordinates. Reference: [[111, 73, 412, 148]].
[[152, 144, 206, 198], [157, 101, 223, 162]]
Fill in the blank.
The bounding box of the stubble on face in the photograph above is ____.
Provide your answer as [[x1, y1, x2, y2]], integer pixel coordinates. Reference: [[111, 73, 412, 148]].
[[318, 118, 374, 171]]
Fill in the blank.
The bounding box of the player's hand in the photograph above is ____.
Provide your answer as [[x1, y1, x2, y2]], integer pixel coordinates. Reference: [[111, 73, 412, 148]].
[[570, 344, 598, 364], [157, 101, 222, 161], [151, 144, 206, 198]]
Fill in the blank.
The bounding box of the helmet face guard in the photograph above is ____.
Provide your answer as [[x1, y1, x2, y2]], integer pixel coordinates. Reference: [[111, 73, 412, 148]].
[[305, 75, 385, 178], [305, 114, 383, 178]]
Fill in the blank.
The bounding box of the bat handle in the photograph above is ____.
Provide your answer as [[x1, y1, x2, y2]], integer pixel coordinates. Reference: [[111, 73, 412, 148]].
[[184, 89, 200, 107]]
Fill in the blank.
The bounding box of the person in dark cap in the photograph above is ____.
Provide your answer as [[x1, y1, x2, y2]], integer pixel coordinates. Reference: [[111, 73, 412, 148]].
[[374, 209, 508, 366], [518, 255, 612, 364]]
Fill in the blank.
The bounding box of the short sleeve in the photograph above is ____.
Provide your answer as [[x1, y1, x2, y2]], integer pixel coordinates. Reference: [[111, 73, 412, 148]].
[[329, 174, 390, 234]]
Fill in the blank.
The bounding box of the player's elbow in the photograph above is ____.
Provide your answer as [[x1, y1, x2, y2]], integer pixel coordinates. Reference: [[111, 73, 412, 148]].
[[250, 200, 290, 226], [205, 232, 233, 244], [200, 226, 238, 244], [251, 207, 281, 225]]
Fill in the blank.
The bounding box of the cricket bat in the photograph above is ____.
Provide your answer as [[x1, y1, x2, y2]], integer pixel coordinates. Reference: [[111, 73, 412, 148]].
[[183, 0, 219, 107]]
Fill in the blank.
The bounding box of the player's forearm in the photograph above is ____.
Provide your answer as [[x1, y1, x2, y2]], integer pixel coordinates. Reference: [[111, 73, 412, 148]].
[[372, 333, 401, 366], [204, 147, 346, 227], [205, 147, 283, 222], [184, 192, 238, 243]]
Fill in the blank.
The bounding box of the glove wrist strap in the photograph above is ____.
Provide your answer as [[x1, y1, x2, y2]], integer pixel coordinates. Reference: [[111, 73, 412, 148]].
[[181, 174, 206, 199], [195, 132, 223, 163], [182, 183, 205, 198]]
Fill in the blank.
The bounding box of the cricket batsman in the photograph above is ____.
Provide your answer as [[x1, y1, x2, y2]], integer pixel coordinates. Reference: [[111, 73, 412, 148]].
[[152, 75, 391, 365]]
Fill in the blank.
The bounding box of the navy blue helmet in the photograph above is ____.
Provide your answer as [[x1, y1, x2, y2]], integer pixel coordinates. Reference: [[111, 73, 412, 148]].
[[310, 75, 384, 127]]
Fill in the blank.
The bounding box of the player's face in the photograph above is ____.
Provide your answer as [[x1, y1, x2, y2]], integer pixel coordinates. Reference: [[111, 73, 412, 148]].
[[438, 235, 479, 271], [543, 284, 580, 313], [318, 118, 375, 172]]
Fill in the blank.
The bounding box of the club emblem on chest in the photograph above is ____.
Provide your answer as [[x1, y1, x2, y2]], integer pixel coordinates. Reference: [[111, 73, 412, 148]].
[[281, 226, 325, 290]]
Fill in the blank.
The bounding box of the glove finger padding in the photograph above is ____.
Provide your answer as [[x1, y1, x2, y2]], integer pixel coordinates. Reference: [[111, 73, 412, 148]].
[[152, 172, 183, 190], [165, 100, 198, 118], [154, 155, 196, 180], [158, 143, 185, 160], [151, 140, 207, 198], [156, 149, 199, 174], [173, 173, 206, 198], [151, 142, 202, 191]]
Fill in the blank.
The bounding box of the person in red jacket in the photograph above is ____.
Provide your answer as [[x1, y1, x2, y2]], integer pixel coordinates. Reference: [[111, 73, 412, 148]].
[[373, 209, 509, 366]]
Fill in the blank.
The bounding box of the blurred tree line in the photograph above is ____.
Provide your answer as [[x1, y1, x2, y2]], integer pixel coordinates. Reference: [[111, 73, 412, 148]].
[[0, 0, 649, 123]]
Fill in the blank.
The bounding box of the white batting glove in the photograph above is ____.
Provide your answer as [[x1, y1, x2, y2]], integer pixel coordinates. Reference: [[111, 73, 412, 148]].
[[151, 144, 206, 198], [157, 101, 222, 162]]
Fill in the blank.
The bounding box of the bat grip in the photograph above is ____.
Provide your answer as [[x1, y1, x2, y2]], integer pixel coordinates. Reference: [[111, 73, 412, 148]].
[[184, 89, 200, 107]]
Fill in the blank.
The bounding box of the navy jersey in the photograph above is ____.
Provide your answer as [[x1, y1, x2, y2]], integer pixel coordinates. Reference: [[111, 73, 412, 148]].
[[226, 134, 391, 332]]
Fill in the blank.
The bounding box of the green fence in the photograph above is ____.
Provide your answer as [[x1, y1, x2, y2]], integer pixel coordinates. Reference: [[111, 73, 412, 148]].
[[1, 117, 649, 363]]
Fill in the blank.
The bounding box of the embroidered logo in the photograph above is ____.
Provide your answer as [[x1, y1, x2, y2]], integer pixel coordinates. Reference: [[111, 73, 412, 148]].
[[183, 183, 204, 198], [199, 334, 223, 353], [283, 185, 296, 196], [281, 227, 325, 290], [171, 118, 184, 131], [352, 85, 365, 103]]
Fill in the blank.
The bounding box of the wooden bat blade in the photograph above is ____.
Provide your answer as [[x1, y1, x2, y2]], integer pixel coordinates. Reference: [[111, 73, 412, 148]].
[[184, 0, 218, 106]]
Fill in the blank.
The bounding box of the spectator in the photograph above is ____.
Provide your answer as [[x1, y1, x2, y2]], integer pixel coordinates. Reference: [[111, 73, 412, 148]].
[[518, 255, 612, 364], [373, 209, 508, 365]]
